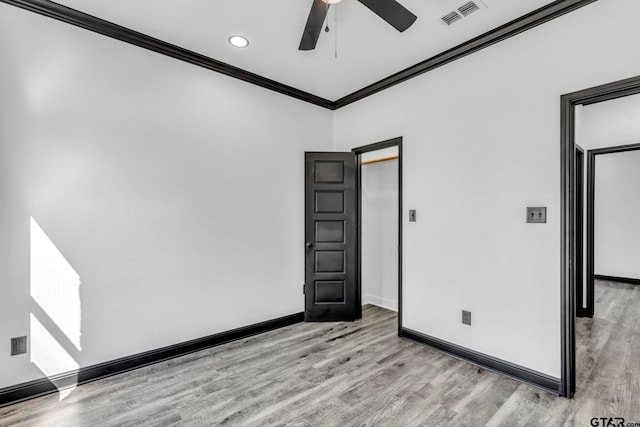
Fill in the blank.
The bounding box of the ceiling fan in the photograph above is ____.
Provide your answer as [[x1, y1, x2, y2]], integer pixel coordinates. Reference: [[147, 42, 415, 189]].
[[299, 0, 417, 51]]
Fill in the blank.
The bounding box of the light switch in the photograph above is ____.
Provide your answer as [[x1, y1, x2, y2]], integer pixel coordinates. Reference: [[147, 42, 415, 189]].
[[409, 210, 416, 222], [11, 336, 27, 356], [527, 207, 547, 223], [462, 310, 471, 326]]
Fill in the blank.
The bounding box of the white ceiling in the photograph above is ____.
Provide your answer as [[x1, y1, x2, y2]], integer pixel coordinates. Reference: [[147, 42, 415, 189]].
[[54, 0, 556, 100]]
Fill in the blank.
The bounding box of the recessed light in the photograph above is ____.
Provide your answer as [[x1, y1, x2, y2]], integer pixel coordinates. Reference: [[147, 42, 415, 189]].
[[228, 35, 249, 48]]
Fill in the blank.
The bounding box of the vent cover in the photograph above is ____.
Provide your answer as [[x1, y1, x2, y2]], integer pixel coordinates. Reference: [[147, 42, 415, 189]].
[[440, 0, 486, 26], [458, 1, 480, 17], [441, 11, 462, 26]]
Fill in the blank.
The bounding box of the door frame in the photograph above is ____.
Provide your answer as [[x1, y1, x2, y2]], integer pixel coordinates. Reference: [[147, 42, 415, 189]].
[[352, 137, 403, 334], [560, 74, 640, 398], [575, 145, 585, 317], [584, 143, 640, 318]]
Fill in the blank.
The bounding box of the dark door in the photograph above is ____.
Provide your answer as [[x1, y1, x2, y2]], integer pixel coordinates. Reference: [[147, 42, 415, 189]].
[[305, 152, 358, 321]]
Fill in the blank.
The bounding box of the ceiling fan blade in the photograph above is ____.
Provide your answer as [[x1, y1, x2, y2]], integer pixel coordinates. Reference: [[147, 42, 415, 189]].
[[299, 0, 329, 51], [357, 0, 417, 32]]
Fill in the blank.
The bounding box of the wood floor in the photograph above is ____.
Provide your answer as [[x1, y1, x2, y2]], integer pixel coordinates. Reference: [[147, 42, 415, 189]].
[[1, 280, 639, 426]]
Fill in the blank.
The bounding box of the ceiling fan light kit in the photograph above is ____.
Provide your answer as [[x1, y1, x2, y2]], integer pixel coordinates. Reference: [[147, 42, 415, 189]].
[[299, 0, 417, 51]]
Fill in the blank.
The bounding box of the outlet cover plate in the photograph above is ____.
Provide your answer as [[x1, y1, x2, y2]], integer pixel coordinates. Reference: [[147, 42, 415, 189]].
[[11, 336, 27, 356], [527, 207, 547, 223], [462, 310, 471, 326]]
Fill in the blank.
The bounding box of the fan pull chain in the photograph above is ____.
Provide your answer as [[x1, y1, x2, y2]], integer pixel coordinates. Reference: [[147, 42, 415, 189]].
[[325, 3, 330, 33]]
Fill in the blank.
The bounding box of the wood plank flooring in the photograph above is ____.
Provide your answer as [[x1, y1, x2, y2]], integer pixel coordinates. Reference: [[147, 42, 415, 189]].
[[1, 280, 639, 426]]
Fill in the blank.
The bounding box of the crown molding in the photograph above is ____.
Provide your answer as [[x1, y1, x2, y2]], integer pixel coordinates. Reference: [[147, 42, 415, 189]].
[[334, 0, 598, 108], [0, 0, 335, 110], [1, 0, 598, 110]]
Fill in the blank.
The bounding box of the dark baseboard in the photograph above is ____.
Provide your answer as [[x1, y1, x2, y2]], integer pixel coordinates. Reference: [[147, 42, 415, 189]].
[[594, 275, 640, 286], [400, 328, 562, 396], [576, 307, 592, 318], [0, 312, 303, 408]]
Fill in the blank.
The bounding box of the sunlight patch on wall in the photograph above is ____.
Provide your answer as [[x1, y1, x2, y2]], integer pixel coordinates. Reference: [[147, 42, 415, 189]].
[[30, 314, 79, 399], [30, 217, 82, 400], [30, 217, 82, 350]]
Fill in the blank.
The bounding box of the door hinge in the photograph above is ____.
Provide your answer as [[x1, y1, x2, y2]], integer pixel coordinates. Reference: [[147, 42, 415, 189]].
[[303, 284, 306, 294]]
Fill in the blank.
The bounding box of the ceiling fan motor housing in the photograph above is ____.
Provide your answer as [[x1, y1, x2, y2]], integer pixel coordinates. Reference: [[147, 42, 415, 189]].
[[300, 0, 417, 51]]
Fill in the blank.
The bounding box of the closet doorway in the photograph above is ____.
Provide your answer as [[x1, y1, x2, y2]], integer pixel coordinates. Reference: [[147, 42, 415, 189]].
[[353, 137, 402, 332]]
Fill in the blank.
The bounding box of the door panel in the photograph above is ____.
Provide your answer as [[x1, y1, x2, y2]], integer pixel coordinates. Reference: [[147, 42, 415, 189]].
[[305, 152, 357, 321], [315, 281, 345, 303], [315, 221, 344, 242], [315, 191, 344, 212], [315, 251, 345, 273]]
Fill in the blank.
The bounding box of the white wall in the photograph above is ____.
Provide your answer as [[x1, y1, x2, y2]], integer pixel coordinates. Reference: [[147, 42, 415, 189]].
[[361, 155, 398, 311], [0, 5, 332, 389], [594, 151, 640, 279], [3, 0, 640, 392], [333, 0, 640, 377], [578, 94, 640, 150]]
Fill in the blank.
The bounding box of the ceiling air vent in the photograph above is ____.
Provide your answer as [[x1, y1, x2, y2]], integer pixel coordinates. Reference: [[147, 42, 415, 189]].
[[458, 1, 480, 17], [440, 0, 486, 26], [441, 11, 462, 26]]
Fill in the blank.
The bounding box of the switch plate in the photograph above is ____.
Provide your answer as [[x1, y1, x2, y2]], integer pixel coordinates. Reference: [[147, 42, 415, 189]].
[[11, 336, 27, 356], [462, 310, 471, 326], [526, 207, 547, 223], [409, 210, 416, 222]]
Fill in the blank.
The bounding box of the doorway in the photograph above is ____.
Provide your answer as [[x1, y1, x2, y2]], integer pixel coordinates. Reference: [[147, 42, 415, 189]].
[[584, 144, 640, 318], [303, 137, 403, 328], [561, 74, 640, 398], [353, 138, 402, 332]]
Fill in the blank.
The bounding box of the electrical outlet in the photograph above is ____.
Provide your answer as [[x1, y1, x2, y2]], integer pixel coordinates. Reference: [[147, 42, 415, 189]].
[[409, 210, 416, 222], [462, 310, 471, 326], [11, 336, 27, 356], [526, 207, 547, 223]]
